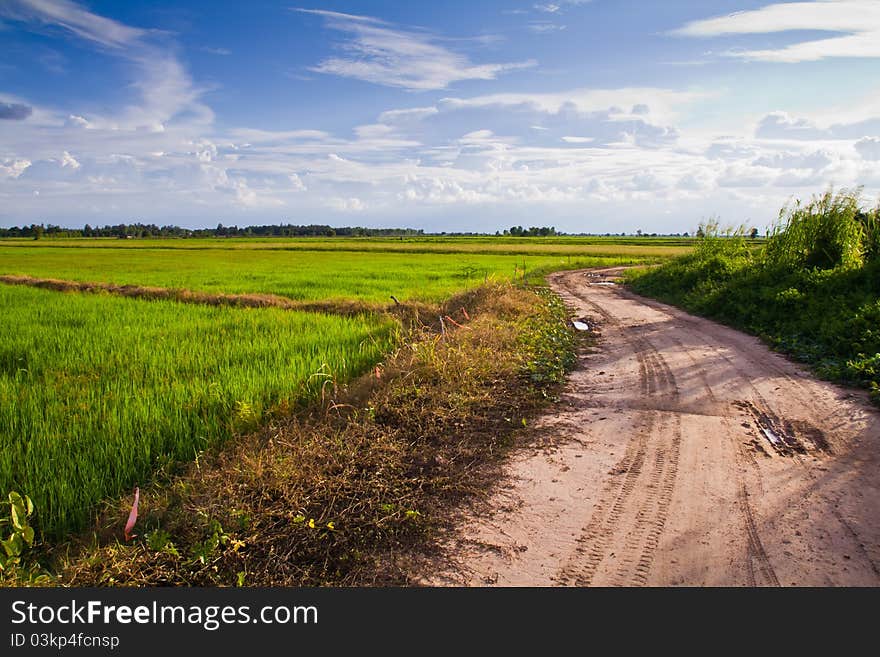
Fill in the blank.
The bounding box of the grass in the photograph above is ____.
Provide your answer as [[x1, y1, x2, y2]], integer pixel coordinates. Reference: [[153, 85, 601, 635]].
[[0, 284, 397, 539], [627, 189, 880, 403], [56, 282, 579, 586], [1, 235, 695, 257], [0, 245, 661, 303]]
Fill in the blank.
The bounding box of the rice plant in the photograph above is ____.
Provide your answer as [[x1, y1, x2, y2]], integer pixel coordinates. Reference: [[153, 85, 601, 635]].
[[0, 246, 663, 302], [0, 285, 397, 538]]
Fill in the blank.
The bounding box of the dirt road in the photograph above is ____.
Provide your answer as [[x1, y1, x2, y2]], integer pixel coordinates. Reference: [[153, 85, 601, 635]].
[[424, 268, 880, 586]]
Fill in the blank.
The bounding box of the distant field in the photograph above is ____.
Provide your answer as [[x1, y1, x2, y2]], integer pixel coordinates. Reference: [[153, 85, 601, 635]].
[[0, 244, 666, 302], [0, 236, 695, 258], [0, 285, 396, 537]]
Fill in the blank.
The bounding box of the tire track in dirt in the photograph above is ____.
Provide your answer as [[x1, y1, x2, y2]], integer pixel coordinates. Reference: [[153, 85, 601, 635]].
[[661, 329, 780, 587], [555, 276, 683, 586]]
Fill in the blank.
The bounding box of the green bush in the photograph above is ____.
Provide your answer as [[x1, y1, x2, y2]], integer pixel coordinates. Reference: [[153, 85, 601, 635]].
[[627, 189, 880, 403], [765, 188, 865, 270]]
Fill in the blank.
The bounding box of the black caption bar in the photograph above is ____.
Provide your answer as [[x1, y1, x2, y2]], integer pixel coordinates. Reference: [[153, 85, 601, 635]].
[[0, 587, 867, 652]]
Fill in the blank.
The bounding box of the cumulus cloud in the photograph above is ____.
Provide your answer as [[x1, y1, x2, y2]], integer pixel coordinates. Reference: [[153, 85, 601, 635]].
[[755, 110, 880, 140], [753, 150, 832, 169], [60, 150, 80, 169], [671, 1, 880, 62], [856, 137, 880, 160], [756, 111, 827, 139], [293, 9, 535, 90], [0, 102, 33, 120], [0, 158, 31, 178]]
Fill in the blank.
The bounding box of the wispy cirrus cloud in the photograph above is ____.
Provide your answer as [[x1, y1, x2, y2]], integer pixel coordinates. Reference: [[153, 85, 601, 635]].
[[1, 0, 210, 132], [0, 0, 145, 48], [292, 8, 535, 91], [671, 1, 880, 62]]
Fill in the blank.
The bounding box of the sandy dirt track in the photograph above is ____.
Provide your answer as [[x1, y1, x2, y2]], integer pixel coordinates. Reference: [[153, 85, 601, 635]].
[[424, 268, 880, 586]]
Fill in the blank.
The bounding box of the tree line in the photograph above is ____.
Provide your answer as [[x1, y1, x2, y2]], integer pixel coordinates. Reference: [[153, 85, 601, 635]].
[[0, 223, 427, 239]]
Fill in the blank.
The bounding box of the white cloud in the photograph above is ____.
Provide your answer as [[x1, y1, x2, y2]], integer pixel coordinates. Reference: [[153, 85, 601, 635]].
[[66, 114, 89, 128], [378, 106, 439, 124], [672, 1, 880, 62], [756, 111, 827, 139], [0, 158, 31, 179], [755, 109, 880, 140], [293, 9, 535, 90], [288, 173, 306, 191], [528, 23, 566, 33], [0, 0, 144, 49], [60, 150, 80, 168], [438, 87, 706, 124], [753, 150, 832, 169], [855, 137, 880, 160]]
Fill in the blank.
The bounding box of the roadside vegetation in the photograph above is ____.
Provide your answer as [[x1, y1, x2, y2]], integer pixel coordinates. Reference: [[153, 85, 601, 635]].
[[628, 189, 880, 403]]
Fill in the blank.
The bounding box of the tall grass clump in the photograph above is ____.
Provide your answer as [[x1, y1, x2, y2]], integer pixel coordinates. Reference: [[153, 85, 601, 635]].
[[627, 188, 880, 404], [765, 188, 866, 270], [0, 286, 397, 539], [859, 204, 880, 263]]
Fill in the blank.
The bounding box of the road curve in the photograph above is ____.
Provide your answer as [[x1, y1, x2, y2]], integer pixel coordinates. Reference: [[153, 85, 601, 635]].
[[424, 268, 880, 586]]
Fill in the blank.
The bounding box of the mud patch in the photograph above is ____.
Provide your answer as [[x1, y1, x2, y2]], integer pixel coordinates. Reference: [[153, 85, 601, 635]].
[[734, 400, 830, 456]]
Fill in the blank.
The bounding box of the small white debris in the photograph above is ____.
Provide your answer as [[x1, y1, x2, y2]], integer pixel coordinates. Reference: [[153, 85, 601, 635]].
[[761, 427, 781, 446], [572, 320, 590, 332]]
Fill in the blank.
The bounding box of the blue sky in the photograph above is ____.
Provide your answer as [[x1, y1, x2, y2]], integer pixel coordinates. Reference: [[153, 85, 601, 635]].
[[1, 1, 880, 233]]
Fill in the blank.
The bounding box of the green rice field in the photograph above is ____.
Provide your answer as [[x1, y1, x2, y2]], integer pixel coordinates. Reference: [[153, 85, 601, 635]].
[[0, 243, 662, 302], [0, 284, 396, 537]]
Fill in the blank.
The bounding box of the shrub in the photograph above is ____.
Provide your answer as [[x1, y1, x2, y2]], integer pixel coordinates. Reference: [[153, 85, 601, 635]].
[[765, 188, 865, 270]]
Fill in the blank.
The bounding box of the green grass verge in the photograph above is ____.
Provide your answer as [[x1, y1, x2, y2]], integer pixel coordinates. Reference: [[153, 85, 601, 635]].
[[626, 190, 880, 403]]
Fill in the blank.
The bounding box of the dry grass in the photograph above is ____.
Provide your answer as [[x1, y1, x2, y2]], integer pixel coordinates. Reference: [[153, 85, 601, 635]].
[[31, 282, 575, 587], [0, 274, 392, 317]]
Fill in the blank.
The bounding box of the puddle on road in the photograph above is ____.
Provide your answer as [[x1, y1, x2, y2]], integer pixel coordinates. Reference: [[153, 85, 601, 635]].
[[733, 400, 831, 457]]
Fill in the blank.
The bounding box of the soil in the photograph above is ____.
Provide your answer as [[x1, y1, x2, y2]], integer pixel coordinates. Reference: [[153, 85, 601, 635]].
[[420, 267, 880, 586]]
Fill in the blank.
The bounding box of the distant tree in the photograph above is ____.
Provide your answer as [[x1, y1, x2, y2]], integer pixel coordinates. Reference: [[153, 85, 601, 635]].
[[749, 227, 759, 239]]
